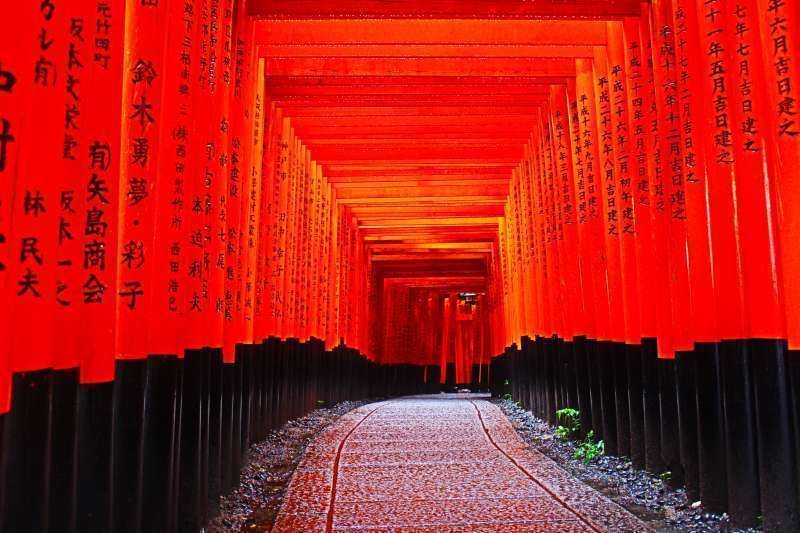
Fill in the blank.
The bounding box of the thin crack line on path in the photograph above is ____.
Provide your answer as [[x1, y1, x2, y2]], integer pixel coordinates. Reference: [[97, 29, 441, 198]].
[[325, 401, 389, 533], [469, 399, 602, 533]]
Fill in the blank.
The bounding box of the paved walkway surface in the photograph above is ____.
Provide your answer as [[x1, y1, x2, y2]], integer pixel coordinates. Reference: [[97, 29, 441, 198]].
[[274, 394, 649, 532]]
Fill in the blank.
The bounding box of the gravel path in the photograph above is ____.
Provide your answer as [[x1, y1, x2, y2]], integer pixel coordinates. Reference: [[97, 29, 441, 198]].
[[274, 394, 647, 531], [210, 395, 764, 532], [496, 398, 761, 533]]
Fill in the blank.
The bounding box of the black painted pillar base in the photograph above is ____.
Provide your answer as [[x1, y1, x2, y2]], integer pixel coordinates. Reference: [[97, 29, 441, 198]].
[[309, 339, 323, 409], [220, 359, 236, 496], [76, 381, 115, 533], [2, 370, 53, 533], [789, 349, 800, 516], [508, 346, 518, 405], [237, 345, 252, 463], [249, 343, 262, 442], [519, 336, 532, 411], [49, 368, 79, 533], [477, 363, 489, 391], [277, 340, 290, 427], [553, 338, 566, 414], [141, 356, 179, 533], [587, 340, 604, 441], [231, 347, 244, 488], [265, 338, 279, 433], [285, 339, 300, 420], [598, 341, 618, 455], [534, 340, 542, 416], [299, 342, 310, 413], [537, 340, 550, 420], [298, 340, 309, 415], [695, 343, 728, 514], [563, 340, 578, 415], [573, 337, 593, 440], [641, 339, 664, 474], [199, 349, 212, 527], [719, 340, 760, 527], [445, 362, 456, 391], [170, 354, 184, 533], [429, 365, 441, 393], [675, 349, 700, 502], [0, 414, 5, 526], [178, 349, 204, 533], [627, 344, 645, 469], [658, 357, 683, 487], [266, 341, 278, 429], [544, 339, 553, 420], [490, 353, 511, 399], [751, 339, 800, 531], [206, 348, 227, 518], [113, 359, 148, 533], [614, 342, 631, 458], [528, 337, 539, 412], [545, 338, 556, 415]]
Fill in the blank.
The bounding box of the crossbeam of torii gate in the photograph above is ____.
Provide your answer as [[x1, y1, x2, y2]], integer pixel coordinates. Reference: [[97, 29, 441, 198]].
[[1, 0, 800, 531]]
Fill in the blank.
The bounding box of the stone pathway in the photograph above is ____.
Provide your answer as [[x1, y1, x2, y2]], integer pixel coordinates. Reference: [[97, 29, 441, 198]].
[[274, 394, 649, 532]]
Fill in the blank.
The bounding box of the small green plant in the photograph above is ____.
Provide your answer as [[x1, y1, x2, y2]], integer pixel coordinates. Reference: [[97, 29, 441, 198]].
[[552, 407, 603, 464], [500, 393, 521, 407], [573, 430, 604, 464], [555, 407, 581, 440], [659, 471, 672, 483]]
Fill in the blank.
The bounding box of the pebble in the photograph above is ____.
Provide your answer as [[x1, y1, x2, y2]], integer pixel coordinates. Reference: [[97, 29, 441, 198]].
[[665, 506, 678, 521]]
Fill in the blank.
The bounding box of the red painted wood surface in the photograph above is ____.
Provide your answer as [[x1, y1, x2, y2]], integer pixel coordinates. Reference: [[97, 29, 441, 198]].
[[0, 0, 797, 407]]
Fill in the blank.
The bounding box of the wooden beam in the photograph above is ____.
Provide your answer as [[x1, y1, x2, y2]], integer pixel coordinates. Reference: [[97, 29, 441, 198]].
[[365, 234, 496, 240], [369, 243, 494, 251], [335, 195, 507, 205], [352, 205, 505, 216], [265, 57, 575, 77], [359, 216, 502, 227], [265, 75, 569, 88], [259, 43, 596, 58], [324, 162, 517, 170], [272, 94, 551, 107], [335, 178, 509, 188], [301, 134, 530, 143], [371, 253, 489, 261], [309, 145, 523, 161], [279, 105, 543, 116], [363, 230, 497, 238], [383, 276, 486, 284], [286, 115, 539, 128], [325, 166, 513, 179], [253, 19, 613, 43]]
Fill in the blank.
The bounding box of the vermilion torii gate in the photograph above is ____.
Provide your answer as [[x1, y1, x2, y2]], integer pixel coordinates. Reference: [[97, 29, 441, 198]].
[[1, 0, 799, 531]]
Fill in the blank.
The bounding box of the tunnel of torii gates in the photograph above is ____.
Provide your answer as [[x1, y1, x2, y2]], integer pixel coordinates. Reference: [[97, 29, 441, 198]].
[[1, 0, 800, 531]]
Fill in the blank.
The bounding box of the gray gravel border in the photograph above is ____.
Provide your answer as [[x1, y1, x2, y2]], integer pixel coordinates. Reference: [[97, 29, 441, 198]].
[[495, 398, 761, 533], [208, 400, 371, 532]]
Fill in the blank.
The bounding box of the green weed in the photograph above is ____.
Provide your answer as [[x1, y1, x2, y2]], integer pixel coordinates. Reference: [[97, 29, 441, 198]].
[[573, 430, 604, 464], [555, 407, 581, 440]]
